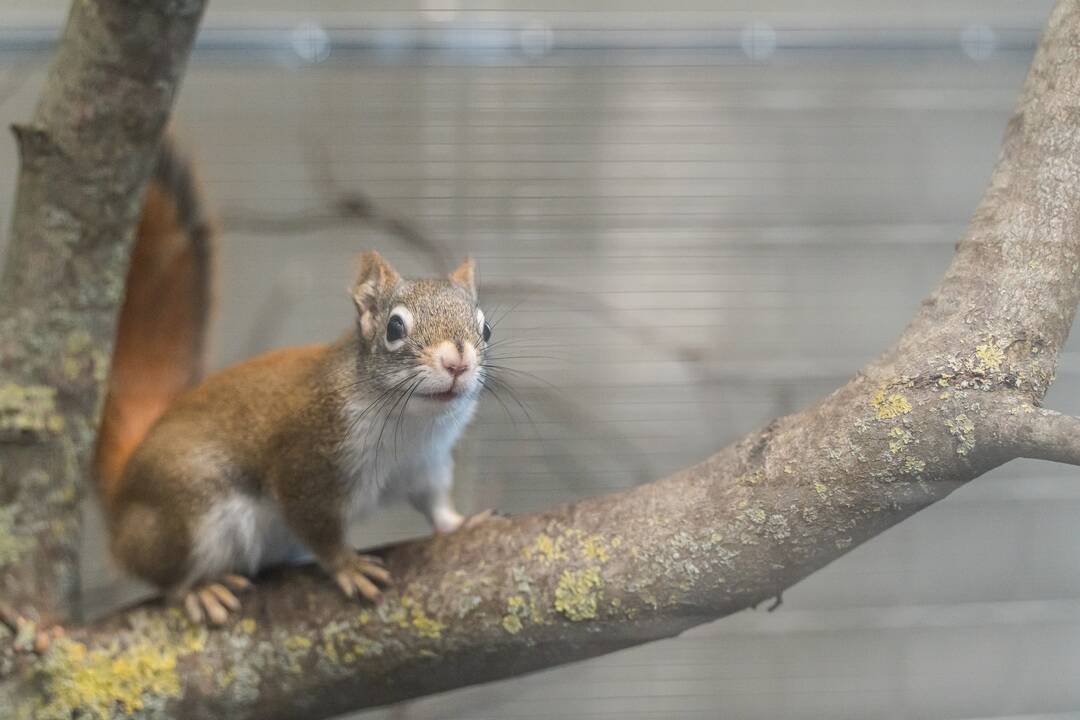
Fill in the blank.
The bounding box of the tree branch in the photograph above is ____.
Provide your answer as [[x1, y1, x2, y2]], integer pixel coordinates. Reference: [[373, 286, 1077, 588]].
[[0, 0, 207, 629], [4, 0, 1080, 718], [1010, 408, 1080, 466]]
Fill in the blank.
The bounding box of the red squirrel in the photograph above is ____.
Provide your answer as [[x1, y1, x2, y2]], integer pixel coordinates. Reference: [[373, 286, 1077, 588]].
[[94, 137, 491, 625]]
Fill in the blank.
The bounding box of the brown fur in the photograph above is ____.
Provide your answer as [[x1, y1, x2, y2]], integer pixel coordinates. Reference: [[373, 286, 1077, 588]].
[[95, 134, 214, 510], [109, 341, 349, 587]]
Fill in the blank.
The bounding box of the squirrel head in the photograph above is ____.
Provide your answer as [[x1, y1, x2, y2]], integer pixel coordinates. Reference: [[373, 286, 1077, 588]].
[[351, 250, 490, 406]]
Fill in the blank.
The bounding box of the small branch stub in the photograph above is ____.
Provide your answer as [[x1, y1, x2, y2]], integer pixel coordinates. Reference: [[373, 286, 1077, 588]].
[[1012, 408, 1080, 466]]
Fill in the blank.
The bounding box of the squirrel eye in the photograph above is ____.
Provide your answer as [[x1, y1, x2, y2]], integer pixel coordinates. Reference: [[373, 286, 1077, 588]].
[[386, 315, 406, 343], [482, 321, 492, 342]]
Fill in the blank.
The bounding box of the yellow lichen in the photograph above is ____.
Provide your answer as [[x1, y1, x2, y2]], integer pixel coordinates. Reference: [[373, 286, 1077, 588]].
[[238, 618, 257, 635], [523, 533, 566, 563], [813, 482, 829, 499], [65, 330, 92, 355], [216, 668, 236, 690], [411, 613, 444, 639], [501, 595, 530, 634], [284, 635, 312, 651], [945, 414, 976, 455], [745, 507, 767, 524], [32, 637, 182, 720], [352, 637, 383, 657], [0, 383, 65, 439], [401, 596, 445, 639], [278, 634, 314, 675], [62, 357, 82, 382], [581, 534, 611, 563], [384, 603, 409, 629], [887, 427, 914, 454], [554, 568, 603, 621], [975, 342, 1005, 373], [765, 514, 790, 540], [320, 637, 340, 665], [501, 614, 523, 634], [871, 386, 912, 420], [737, 469, 765, 486], [903, 457, 926, 474], [0, 504, 30, 566], [177, 625, 207, 655]]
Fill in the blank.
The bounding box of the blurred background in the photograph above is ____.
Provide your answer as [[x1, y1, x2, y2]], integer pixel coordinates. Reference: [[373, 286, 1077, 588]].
[[3, 1, 1080, 718]]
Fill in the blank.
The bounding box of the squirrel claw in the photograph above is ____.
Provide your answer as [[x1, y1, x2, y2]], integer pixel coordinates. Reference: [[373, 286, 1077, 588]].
[[354, 553, 386, 568], [183, 582, 246, 626], [222, 574, 253, 592], [433, 508, 496, 535], [354, 555, 393, 585], [33, 626, 64, 654], [461, 508, 496, 530], [334, 554, 392, 603]]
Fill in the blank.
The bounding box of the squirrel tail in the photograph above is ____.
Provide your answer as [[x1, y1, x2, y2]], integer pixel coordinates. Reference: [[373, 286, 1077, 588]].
[[93, 134, 215, 509]]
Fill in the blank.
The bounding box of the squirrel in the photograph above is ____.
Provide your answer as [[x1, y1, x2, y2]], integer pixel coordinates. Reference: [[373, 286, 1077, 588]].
[[94, 136, 492, 625]]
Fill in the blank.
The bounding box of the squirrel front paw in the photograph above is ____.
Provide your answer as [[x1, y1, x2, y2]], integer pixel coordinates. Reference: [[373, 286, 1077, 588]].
[[433, 508, 497, 534], [332, 553, 392, 603]]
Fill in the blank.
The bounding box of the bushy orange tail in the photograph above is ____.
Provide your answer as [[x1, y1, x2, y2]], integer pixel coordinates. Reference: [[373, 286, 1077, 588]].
[[93, 135, 214, 508]]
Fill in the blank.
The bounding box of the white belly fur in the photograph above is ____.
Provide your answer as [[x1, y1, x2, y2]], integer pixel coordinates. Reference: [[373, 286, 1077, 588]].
[[185, 494, 308, 587]]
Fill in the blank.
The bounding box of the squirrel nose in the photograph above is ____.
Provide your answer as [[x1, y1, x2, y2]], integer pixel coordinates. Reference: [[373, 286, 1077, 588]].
[[435, 341, 475, 379], [442, 358, 468, 377]]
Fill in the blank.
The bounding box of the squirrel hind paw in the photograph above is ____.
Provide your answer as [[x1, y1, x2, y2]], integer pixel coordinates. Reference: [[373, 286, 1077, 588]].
[[182, 579, 249, 626], [333, 554, 393, 603]]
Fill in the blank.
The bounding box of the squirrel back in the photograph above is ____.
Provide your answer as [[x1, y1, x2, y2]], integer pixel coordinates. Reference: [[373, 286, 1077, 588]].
[[93, 135, 214, 510]]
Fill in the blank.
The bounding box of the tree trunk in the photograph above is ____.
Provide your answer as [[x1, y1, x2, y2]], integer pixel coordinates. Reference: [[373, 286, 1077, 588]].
[[0, 0, 207, 629]]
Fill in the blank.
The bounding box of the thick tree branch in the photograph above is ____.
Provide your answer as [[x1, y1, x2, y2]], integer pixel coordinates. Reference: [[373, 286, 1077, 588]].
[[1010, 408, 1080, 465], [5, 0, 1080, 719], [0, 0, 206, 630]]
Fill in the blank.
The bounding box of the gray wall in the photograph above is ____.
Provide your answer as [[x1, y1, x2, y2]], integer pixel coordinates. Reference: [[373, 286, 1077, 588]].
[[2, 2, 1078, 719]]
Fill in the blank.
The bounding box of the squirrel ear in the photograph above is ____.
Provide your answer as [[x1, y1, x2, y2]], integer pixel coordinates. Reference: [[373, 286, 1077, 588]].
[[449, 258, 477, 297], [351, 250, 401, 320]]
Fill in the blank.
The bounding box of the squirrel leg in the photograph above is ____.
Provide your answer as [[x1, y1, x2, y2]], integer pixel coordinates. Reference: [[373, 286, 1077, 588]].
[[275, 477, 392, 603], [408, 464, 494, 534]]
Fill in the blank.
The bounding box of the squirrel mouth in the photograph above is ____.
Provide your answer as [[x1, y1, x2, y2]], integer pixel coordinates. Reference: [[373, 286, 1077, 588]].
[[422, 376, 469, 403], [427, 390, 457, 402]]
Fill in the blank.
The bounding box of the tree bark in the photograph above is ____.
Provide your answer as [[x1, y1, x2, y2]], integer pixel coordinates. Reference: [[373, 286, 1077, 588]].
[[4, 0, 1080, 719], [0, 0, 207, 631]]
